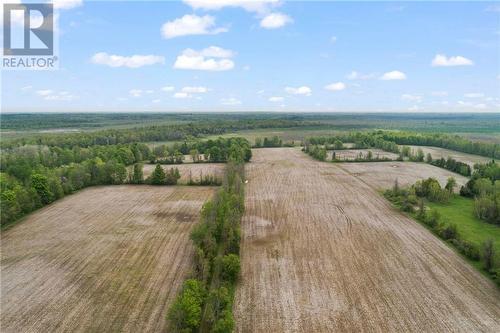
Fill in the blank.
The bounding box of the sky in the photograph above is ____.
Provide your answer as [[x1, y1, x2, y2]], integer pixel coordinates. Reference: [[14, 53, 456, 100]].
[[1, 0, 500, 112]]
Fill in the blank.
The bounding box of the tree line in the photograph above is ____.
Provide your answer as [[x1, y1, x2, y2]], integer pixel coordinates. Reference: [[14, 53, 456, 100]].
[[0, 138, 251, 228], [168, 146, 247, 333], [151, 137, 252, 164], [2, 119, 309, 149]]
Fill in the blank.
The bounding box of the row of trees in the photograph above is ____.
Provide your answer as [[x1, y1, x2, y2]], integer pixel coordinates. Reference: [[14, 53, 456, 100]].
[[384, 179, 498, 286], [168, 149, 247, 332]]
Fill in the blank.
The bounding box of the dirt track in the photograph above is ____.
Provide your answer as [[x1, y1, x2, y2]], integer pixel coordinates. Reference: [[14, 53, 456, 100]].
[[234, 148, 500, 332], [1, 186, 214, 333]]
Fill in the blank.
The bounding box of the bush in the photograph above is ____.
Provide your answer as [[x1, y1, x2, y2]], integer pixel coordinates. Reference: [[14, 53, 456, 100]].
[[440, 223, 458, 240], [168, 279, 206, 332], [221, 254, 240, 283]]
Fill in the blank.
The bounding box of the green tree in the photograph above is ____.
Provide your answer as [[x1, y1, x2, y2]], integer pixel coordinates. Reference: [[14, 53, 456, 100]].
[[131, 163, 144, 184], [31, 174, 53, 205], [149, 164, 166, 185], [221, 254, 240, 283], [445, 177, 457, 193], [168, 279, 206, 332]]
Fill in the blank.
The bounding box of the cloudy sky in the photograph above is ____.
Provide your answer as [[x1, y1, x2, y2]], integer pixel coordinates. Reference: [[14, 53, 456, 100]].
[[2, 0, 500, 112]]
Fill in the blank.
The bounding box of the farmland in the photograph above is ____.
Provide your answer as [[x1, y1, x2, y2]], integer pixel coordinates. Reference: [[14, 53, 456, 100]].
[[1, 186, 214, 332], [335, 160, 469, 191], [234, 148, 500, 332], [136, 163, 225, 184], [328, 148, 399, 161], [403, 145, 495, 167]]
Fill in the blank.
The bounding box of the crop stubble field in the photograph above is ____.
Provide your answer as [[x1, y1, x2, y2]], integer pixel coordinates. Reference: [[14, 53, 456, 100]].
[[139, 163, 225, 183], [327, 149, 400, 161], [403, 145, 494, 167], [336, 161, 468, 192], [1, 186, 214, 332], [234, 148, 500, 332]]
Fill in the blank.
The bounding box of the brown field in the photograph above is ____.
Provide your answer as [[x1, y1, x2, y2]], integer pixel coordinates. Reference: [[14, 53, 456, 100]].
[[138, 163, 225, 184], [336, 161, 468, 192], [403, 145, 494, 167], [234, 148, 500, 332], [1, 185, 214, 333], [328, 149, 399, 161]]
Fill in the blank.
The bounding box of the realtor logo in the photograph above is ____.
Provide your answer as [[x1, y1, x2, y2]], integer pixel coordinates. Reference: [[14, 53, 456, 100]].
[[3, 3, 54, 56], [2, 2, 58, 70]]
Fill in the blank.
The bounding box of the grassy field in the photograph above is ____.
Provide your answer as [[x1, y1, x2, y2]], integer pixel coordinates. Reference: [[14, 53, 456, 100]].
[[427, 196, 500, 263]]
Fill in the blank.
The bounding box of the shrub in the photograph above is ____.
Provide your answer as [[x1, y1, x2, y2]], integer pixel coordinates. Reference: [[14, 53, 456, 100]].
[[221, 254, 240, 283]]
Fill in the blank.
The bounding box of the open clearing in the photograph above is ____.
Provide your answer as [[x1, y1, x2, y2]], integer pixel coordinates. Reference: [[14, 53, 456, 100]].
[[138, 163, 225, 184], [403, 145, 494, 167], [234, 148, 500, 332], [336, 161, 468, 192], [328, 149, 399, 161], [1, 185, 214, 333]]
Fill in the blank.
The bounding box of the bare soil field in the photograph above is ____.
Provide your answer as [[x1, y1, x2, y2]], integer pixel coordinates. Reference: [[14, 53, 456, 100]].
[[336, 161, 468, 192], [139, 163, 225, 183], [328, 148, 399, 161], [234, 148, 500, 332], [1, 185, 214, 333], [403, 145, 494, 167]]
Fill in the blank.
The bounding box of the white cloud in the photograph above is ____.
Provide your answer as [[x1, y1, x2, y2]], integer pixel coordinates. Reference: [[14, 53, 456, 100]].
[[173, 47, 235, 71], [458, 100, 489, 109], [380, 70, 407, 80], [182, 0, 280, 14], [486, 5, 500, 12], [36, 89, 77, 101], [52, 0, 83, 10], [260, 13, 292, 29], [129, 89, 143, 97], [408, 105, 420, 111], [21, 85, 33, 91], [152, 99, 161, 103], [182, 86, 208, 93], [173, 92, 191, 99], [401, 94, 422, 102], [324, 82, 346, 91], [431, 54, 474, 67], [220, 97, 242, 105], [285, 86, 312, 96], [346, 71, 375, 80], [330, 36, 337, 43], [464, 93, 484, 98], [431, 91, 448, 97], [161, 14, 227, 39], [161, 86, 175, 92], [269, 96, 284, 102], [36, 89, 54, 96], [91, 52, 165, 68], [243, 65, 251, 71]]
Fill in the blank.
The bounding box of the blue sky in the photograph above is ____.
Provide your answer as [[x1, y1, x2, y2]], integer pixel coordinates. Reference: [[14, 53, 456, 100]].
[[2, 0, 500, 112]]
